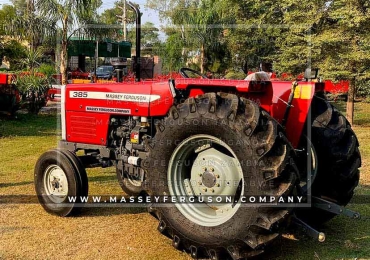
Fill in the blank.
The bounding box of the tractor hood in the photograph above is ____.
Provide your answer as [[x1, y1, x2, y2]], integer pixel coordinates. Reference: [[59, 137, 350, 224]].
[[64, 81, 175, 117]]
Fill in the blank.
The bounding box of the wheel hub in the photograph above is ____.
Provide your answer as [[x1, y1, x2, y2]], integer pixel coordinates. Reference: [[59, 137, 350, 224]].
[[201, 169, 216, 188], [43, 164, 68, 203], [168, 135, 244, 227]]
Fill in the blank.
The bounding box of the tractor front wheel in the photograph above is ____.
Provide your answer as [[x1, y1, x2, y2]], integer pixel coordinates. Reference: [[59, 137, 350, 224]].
[[34, 149, 88, 217]]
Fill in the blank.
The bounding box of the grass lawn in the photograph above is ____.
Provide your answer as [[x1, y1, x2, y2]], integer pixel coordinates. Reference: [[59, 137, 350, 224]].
[[0, 101, 369, 260]]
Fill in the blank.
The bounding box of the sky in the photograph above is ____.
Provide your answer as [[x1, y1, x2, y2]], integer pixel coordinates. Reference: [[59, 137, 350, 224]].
[[0, 0, 165, 39]]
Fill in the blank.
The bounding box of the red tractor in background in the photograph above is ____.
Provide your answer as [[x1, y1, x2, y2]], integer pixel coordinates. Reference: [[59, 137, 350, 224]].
[[0, 73, 20, 117], [34, 4, 361, 259]]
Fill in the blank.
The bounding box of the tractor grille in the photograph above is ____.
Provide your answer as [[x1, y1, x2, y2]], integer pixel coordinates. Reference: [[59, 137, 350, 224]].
[[69, 116, 97, 139]]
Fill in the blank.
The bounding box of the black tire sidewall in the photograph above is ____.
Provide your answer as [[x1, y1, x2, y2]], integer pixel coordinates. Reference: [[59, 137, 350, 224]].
[[149, 117, 271, 246], [34, 150, 84, 216]]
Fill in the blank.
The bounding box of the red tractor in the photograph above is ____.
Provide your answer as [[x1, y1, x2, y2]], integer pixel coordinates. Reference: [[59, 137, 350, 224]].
[[0, 73, 20, 117], [34, 68, 361, 259], [34, 4, 361, 259]]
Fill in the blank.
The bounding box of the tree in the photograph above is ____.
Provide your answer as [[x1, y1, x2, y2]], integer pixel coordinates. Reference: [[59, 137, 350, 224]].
[[21, 47, 44, 71], [272, 0, 370, 124], [0, 4, 17, 35], [0, 40, 27, 70], [35, 0, 101, 84], [222, 0, 369, 125], [4, 0, 58, 51], [222, 1, 285, 72], [157, 29, 184, 73], [98, 1, 137, 41], [147, 0, 228, 74], [315, 0, 370, 124]]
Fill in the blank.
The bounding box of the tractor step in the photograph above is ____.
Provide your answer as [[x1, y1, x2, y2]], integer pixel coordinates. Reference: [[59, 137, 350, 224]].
[[312, 196, 361, 219]]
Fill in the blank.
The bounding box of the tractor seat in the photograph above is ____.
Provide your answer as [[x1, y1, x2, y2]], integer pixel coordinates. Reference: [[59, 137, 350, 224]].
[[245, 71, 271, 81]]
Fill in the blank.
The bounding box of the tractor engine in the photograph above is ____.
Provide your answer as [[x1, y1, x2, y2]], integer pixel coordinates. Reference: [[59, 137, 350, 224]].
[[108, 116, 153, 186]]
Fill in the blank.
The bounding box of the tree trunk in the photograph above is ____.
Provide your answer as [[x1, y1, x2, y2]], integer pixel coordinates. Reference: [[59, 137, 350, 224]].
[[200, 43, 205, 74], [61, 16, 68, 85], [346, 78, 355, 125]]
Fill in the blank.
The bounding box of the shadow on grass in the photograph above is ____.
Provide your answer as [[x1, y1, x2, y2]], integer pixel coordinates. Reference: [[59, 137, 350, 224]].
[[0, 113, 59, 138], [0, 181, 33, 188], [88, 175, 116, 183], [81, 206, 147, 217]]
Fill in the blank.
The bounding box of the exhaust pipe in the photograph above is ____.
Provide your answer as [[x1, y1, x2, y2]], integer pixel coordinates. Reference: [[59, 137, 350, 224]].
[[127, 2, 141, 82]]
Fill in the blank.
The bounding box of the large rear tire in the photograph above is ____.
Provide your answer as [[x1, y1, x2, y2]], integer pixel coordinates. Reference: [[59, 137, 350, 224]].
[[145, 93, 298, 259], [298, 95, 361, 225]]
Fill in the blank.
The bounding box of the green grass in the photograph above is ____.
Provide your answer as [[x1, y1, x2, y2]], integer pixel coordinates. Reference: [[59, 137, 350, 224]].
[[0, 103, 369, 260]]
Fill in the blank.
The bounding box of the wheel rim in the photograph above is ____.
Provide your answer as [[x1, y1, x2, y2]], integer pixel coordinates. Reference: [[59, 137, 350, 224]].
[[43, 164, 68, 203], [168, 135, 244, 227], [300, 136, 318, 192]]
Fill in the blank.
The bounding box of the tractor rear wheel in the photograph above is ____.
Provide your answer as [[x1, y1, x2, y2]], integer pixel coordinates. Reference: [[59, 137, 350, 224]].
[[145, 93, 298, 259], [298, 95, 361, 225], [34, 149, 88, 217]]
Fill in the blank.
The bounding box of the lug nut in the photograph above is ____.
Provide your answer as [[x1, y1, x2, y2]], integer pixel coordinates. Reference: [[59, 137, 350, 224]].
[[215, 174, 220, 178], [216, 183, 220, 187], [199, 173, 203, 177], [211, 189, 215, 193], [203, 188, 208, 192], [210, 167, 214, 172], [198, 181, 202, 185]]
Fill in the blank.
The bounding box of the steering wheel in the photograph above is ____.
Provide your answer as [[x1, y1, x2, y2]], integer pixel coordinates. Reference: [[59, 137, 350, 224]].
[[179, 67, 208, 79]]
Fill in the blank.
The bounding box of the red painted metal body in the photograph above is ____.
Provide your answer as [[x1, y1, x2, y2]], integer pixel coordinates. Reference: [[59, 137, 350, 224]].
[[64, 78, 322, 148], [324, 80, 349, 95], [0, 73, 20, 115], [65, 81, 174, 145]]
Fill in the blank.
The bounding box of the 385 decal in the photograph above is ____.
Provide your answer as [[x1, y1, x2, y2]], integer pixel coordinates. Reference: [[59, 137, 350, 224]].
[[70, 91, 88, 98]]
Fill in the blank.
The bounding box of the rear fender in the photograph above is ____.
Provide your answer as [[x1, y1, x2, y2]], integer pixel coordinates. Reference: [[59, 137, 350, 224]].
[[174, 78, 274, 112], [271, 82, 323, 148]]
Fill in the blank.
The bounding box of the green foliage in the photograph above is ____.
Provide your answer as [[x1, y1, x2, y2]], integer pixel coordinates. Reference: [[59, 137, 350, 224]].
[[14, 72, 49, 95], [356, 80, 370, 98], [147, 0, 229, 74], [13, 72, 49, 113], [222, 1, 283, 71], [159, 32, 184, 73], [224, 70, 246, 80], [37, 63, 57, 80], [0, 40, 27, 70], [142, 22, 160, 45], [0, 4, 16, 35], [21, 48, 44, 71], [35, 0, 100, 84], [97, 1, 137, 41]]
